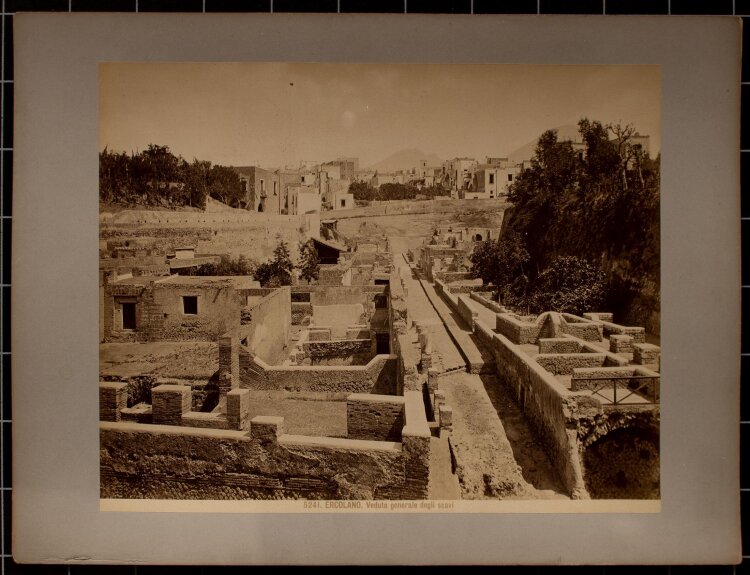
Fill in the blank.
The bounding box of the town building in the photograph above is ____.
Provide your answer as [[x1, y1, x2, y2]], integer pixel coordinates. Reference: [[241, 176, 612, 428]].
[[471, 158, 522, 200], [441, 158, 478, 198], [234, 166, 282, 213]]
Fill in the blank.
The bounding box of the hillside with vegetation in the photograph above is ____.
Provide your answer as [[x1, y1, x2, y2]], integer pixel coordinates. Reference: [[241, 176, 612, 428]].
[[471, 119, 660, 334], [99, 144, 243, 209]]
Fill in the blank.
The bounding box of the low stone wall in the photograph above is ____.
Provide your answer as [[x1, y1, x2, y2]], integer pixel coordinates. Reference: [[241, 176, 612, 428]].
[[239, 350, 398, 395], [103, 382, 250, 431], [535, 353, 610, 376], [434, 271, 474, 283], [469, 291, 507, 314], [578, 313, 645, 343], [100, 415, 427, 500], [560, 320, 603, 342], [457, 295, 478, 329], [538, 338, 582, 354], [396, 332, 422, 394], [434, 278, 459, 309], [346, 394, 404, 441], [495, 313, 541, 345]]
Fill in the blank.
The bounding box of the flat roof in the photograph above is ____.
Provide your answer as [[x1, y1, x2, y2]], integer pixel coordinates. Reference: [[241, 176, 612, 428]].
[[157, 275, 258, 288], [111, 276, 153, 286], [312, 237, 347, 252]]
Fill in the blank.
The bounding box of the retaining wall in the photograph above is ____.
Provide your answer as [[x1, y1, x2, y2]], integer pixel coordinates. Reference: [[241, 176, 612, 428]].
[[238, 349, 398, 395], [100, 414, 428, 500], [469, 291, 507, 314], [346, 394, 404, 441], [474, 319, 595, 499]]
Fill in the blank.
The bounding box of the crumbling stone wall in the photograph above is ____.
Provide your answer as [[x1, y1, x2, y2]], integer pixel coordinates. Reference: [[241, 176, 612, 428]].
[[469, 291, 508, 314], [346, 394, 404, 441], [238, 350, 398, 395], [300, 339, 376, 366], [155, 283, 241, 342], [100, 413, 429, 500], [103, 280, 246, 343], [481, 323, 590, 498], [103, 283, 146, 343]]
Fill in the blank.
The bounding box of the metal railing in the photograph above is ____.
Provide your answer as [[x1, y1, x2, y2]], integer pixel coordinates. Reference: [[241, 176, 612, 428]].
[[576, 375, 660, 405]]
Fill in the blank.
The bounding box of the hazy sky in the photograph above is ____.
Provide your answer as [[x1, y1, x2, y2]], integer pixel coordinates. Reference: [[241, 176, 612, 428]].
[[100, 62, 660, 169]]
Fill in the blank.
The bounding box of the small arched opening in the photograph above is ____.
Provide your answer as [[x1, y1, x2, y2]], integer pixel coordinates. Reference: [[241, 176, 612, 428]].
[[582, 425, 660, 499]]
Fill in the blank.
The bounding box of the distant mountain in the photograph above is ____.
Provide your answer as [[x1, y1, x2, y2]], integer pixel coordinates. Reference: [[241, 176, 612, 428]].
[[367, 149, 443, 173], [507, 124, 581, 164]]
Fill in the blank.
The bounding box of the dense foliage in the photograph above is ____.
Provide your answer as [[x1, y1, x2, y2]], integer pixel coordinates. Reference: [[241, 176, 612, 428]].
[[349, 181, 449, 202], [254, 239, 294, 288], [297, 239, 320, 283], [191, 255, 256, 277], [100, 144, 244, 208], [471, 119, 659, 322], [526, 256, 607, 316]]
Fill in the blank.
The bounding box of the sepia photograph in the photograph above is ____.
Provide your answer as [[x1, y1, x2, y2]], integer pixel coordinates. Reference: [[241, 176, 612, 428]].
[[10, 12, 741, 564], [97, 62, 661, 505]]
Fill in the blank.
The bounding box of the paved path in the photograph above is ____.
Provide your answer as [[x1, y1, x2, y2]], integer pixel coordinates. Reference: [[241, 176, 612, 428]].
[[391, 246, 568, 500]]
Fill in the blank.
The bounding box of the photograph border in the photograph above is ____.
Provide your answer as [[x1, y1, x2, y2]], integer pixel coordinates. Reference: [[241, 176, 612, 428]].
[[12, 13, 741, 565]]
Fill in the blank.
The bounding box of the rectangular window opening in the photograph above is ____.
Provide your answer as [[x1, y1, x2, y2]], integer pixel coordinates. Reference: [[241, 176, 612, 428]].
[[122, 302, 136, 330], [183, 296, 198, 315]]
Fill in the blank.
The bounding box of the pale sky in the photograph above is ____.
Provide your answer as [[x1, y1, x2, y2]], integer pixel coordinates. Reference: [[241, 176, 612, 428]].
[[100, 62, 660, 169]]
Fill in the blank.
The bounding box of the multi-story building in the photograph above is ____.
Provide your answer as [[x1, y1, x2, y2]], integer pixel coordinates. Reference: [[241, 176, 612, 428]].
[[326, 157, 359, 181], [470, 158, 522, 200], [441, 158, 478, 198], [234, 166, 281, 213], [288, 186, 321, 215]]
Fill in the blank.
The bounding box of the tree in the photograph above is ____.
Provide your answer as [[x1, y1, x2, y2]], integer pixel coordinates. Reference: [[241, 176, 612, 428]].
[[297, 239, 320, 283], [207, 165, 244, 207], [469, 231, 529, 292], [527, 256, 607, 316], [253, 238, 294, 287], [502, 119, 660, 325], [190, 254, 256, 276]]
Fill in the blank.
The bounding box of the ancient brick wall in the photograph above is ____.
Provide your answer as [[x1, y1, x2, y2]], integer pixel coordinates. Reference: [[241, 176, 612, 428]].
[[534, 353, 609, 376], [495, 313, 542, 345], [100, 415, 428, 500], [469, 291, 507, 314], [346, 394, 404, 441], [301, 339, 376, 366], [102, 283, 146, 343], [237, 350, 398, 395], [486, 327, 591, 499], [153, 282, 243, 342]]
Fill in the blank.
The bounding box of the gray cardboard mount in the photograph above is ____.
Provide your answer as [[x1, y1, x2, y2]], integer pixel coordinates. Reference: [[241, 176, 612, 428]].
[[11, 14, 741, 565]]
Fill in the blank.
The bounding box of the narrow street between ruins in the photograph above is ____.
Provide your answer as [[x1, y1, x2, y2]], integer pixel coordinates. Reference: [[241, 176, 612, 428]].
[[390, 240, 568, 500]]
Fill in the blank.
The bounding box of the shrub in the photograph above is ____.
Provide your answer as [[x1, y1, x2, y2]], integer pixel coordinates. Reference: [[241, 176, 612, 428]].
[[526, 256, 607, 316]]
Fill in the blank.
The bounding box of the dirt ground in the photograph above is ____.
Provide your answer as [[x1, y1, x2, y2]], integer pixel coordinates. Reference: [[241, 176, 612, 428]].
[[245, 391, 347, 437], [99, 342, 218, 380]]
